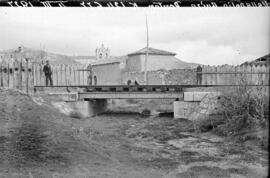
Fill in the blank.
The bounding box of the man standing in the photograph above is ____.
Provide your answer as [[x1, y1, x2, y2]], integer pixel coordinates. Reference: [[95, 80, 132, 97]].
[[43, 60, 53, 86], [196, 65, 202, 85]]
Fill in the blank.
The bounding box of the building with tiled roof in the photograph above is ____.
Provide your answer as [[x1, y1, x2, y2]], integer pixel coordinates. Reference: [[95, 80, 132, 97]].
[[126, 47, 196, 72], [241, 54, 269, 66], [89, 46, 197, 85]]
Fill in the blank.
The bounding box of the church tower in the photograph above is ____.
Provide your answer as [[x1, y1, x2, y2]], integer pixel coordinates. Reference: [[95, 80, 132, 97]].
[[95, 44, 110, 60]]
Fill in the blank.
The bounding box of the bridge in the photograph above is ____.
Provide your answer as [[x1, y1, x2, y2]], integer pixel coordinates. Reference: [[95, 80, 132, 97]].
[[34, 85, 189, 100], [33, 84, 269, 118], [33, 84, 266, 100]]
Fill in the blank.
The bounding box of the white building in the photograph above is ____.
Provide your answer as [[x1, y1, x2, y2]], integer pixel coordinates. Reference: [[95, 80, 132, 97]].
[[126, 47, 196, 72]]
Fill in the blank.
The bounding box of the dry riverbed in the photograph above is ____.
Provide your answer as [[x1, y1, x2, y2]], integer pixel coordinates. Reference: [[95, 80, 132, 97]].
[[0, 88, 268, 178]]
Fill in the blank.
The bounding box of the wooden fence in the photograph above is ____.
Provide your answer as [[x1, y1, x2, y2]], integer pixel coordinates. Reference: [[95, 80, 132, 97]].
[[0, 59, 89, 93], [197, 64, 269, 85], [1, 58, 269, 94], [33, 63, 89, 86]]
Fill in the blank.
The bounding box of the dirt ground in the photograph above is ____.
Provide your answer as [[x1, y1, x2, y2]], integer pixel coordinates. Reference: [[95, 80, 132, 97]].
[[0, 88, 268, 178]]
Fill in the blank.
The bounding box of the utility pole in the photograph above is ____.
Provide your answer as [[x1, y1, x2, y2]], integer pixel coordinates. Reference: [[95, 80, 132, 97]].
[[144, 15, 149, 85]]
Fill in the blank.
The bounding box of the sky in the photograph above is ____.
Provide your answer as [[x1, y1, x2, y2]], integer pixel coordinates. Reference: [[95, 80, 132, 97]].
[[0, 7, 269, 65]]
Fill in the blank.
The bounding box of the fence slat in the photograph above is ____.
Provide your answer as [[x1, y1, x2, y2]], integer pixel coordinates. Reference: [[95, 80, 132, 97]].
[[78, 65, 80, 85], [12, 61, 15, 88], [7, 63, 10, 88], [31, 63, 34, 93], [73, 65, 76, 85], [69, 65, 72, 85], [0, 62, 2, 87], [25, 62, 28, 90], [57, 65, 59, 86]]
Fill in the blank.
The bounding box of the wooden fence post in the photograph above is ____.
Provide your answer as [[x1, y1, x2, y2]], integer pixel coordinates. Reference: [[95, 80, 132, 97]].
[[0, 62, 2, 87], [37, 64, 39, 86], [64, 64, 66, 86], [31, 63, 34, 93], [60, 64, 63, 86], [14, 59, 19, 89], [69, 65, 72, 85], [26, 59, 29, 94], [73, 65, 76, 85], [78, 65, 80, 85], [19, 61, 22, 90], [82, 65, 85, 85], [214, 66, 218, 85], [34, 64, 37, 86], [39, 64, 42, 86], [56, 65, 59, 86], [7, 63, 10, 88], [12, 61, 15, 88], [1, 60, 7, 87]]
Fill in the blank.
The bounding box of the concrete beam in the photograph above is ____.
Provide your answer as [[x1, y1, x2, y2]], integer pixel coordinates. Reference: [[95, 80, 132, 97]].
[[48, 92, 78, 101], [78, 92, 183, 100], [184, 92, 221, 102]]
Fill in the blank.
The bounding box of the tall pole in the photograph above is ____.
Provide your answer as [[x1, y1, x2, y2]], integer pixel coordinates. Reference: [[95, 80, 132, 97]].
[[144, 15, 149, 85]]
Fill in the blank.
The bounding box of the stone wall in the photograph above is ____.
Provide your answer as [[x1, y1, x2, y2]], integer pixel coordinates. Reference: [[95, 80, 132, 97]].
[[121, 71, 145, 85], [122, 63, 269, 86], [148, 70, 166, 85], [188, 92, 221, 121], [164, 69, 197, 85], [121, 68, 196, 85]]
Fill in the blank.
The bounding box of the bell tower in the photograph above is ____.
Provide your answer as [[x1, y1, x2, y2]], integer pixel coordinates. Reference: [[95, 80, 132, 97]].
[[95, 44, 110, 60]]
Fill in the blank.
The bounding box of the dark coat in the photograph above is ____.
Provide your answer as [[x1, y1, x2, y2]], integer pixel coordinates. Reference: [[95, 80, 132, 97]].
[[43, 64, 52, 76]]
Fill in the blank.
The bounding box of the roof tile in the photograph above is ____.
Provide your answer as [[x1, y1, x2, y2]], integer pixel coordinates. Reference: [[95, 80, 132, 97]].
[[128, 47, 176, 56]]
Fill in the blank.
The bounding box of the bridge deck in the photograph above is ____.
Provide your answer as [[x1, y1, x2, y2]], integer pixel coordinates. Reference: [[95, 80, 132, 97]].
[[33, 84, 268, 100], [33, 84, 247, 92], [78, 92, 183, 99]]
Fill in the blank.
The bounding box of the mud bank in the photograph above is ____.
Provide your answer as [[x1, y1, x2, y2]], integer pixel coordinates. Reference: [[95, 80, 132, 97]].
[[0, 89, 268, 178]]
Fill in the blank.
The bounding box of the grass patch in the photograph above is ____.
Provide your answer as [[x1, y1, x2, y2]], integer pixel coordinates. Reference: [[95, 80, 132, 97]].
[[8, 120, 69, 168]]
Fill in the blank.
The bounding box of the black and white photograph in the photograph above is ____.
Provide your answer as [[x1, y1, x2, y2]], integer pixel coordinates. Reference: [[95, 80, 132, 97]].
[[0, 6, 269, 178]]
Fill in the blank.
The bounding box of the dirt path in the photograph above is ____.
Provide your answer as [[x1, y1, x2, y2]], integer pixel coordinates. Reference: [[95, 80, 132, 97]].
[[0, 89, 268, 178]]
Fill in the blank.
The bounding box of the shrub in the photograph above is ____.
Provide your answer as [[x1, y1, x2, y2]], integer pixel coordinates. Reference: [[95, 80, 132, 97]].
[[194, 77, 269, 138], [215, 84, 269, 136]]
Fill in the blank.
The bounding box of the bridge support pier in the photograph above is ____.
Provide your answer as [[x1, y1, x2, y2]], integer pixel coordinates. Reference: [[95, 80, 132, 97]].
[[71, 99, 108, 117], [88, 99, 108, 116], [173, 92, 221, 119], [173, 101, 199, 119]]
